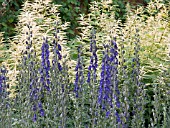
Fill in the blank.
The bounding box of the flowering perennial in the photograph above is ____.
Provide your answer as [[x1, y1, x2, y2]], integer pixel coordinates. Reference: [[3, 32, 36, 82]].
[[40, 37, 51, 92], [87, 29, 98, 83], [98, 40, 121, 123], [98, 46, 113, 114], [74, 46, 84, 98]]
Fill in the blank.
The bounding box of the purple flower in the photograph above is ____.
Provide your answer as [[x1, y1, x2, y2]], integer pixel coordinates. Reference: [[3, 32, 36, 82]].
[[87, 29, 98, 83], [38, 102, 42, 108], [0, 68, 6, 74], [58, 62, 62, 71], [40, 109, 45, 117], [98, 49, 113, 110], [115, 111, 121, 123], [74, 46, 84, 98], [38, 102, 45, 117], [32, 104, 37, 111], [58, 44, 62, 51], [33, 114, 37, 122], [52, 37, 63, 72], [0, 66, 10, 110], [106, 111, 110, 118], [87, 71, 91, 83], [109, 40, 121, 124], [40, 37, 51, 91], [111, 40, 118, 49], [110, 40, 120, 106], [98, 40, 121, 122], [0, 76, 3, 93], [56, 50, 62, 60]]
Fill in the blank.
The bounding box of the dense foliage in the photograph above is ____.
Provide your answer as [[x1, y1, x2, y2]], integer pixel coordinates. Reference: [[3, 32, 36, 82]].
[[0, 0, 170, 127], [0, 0, 153, 41]]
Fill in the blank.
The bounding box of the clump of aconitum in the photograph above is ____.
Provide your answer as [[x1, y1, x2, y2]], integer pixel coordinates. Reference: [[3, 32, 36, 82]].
[[0, 66, 12, 127], [13, 23, 42, 127], [12, 24, 69, 127], [96, 39, 121, 127], [73, 46, 85, 127], [86, 29, 98, 127], [6, 0, 70, 126]]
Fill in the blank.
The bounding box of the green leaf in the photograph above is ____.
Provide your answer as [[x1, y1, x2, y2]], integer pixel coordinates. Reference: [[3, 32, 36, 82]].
[[67, 29, 74, 35], [8, 18, 14, 23], [158, 27, 165, 31], [75, 7, 80, 13], [70, 53, 78, 60], [2, 22, 7, 27]]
